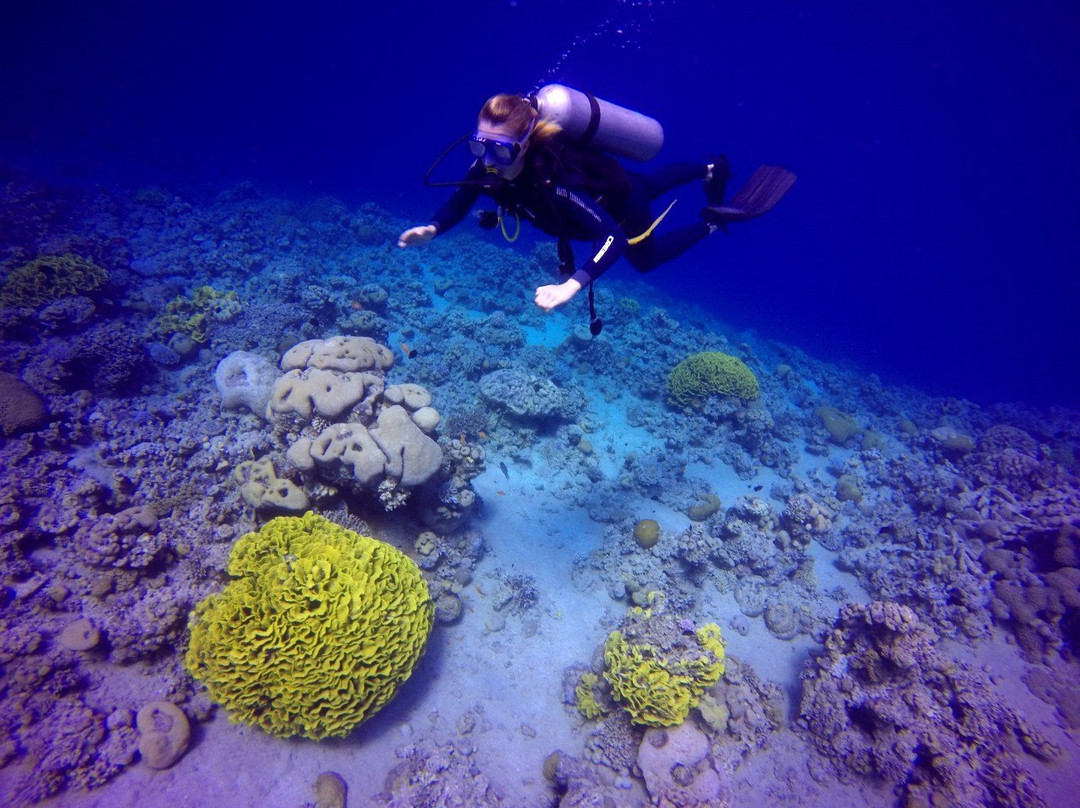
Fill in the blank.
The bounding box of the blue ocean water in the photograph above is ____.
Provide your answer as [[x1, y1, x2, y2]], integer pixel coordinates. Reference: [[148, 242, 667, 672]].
[[3, 0, 1078, 406], [2, 3, 1080, 808]]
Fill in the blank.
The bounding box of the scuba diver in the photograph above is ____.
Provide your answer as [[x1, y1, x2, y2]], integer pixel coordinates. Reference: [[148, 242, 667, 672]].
[[398, 85, 795, 330]]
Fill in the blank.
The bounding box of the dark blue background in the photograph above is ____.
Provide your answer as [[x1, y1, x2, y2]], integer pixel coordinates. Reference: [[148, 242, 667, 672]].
[[2, 0, 1077, 407]]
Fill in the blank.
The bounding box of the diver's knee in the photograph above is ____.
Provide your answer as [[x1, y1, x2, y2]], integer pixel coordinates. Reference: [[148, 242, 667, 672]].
[[626, 253, 660, 274]]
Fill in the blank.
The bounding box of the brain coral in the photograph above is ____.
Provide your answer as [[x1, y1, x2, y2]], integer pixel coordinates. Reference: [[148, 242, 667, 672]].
[[666, 351, 759, 408], [185, 512, 433, 740]]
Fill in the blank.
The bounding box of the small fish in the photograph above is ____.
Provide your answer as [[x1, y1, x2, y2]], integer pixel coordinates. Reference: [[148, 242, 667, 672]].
[[459, 434, 466, 445], [753, 484, 763, 492], [496, 490, 506, 496], [401, 342, 418, 360], [477, 430, 487, 440], [350, 300, 364, 311], [499, 461, 509, 480]]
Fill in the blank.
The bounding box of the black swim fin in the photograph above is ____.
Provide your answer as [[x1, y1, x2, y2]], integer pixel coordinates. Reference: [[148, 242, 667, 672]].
[[702, 164, 796, 225]]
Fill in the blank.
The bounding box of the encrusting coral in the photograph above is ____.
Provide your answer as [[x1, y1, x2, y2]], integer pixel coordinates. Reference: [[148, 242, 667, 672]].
[[185, 512, 434, 740], [268, 336, 448, 511]]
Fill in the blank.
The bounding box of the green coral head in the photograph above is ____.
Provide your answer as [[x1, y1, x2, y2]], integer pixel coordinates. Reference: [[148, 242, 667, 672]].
[[184, 512, 433, 740], [666, 351, 759, 409], [0, 253, 108, 307]]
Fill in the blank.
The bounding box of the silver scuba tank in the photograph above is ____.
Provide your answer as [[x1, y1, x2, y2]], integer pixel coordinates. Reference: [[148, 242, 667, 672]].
[[532, 84, 664, 162]]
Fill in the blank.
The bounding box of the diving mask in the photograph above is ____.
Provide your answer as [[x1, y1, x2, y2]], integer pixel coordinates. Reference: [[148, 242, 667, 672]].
[[468, 120, 535, 166], [468, 133, 525, 165]]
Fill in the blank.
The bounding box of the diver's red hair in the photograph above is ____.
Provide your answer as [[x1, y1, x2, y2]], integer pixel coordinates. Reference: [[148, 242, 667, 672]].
[[479, 94, 560, 143]]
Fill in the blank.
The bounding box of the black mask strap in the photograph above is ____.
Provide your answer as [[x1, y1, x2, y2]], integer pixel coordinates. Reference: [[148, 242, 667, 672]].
[[423, 132, 493, 188]]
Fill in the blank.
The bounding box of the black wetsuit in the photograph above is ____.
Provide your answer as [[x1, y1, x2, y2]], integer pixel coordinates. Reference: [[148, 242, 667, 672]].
[[430, 141, 711, 288]]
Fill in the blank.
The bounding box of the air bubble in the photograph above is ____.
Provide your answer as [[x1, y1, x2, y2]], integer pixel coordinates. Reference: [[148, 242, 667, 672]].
[[529, 0, 679, 92]]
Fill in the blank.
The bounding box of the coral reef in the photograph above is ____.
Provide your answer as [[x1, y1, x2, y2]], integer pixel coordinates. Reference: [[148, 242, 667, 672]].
[[834, 414, 1080, 656], [373, 741, 505, 807], [185, 512, 434, 739], [1, 167, 1078, 808], [0, 628, 138, 805], [799, 601, 1060, 808]]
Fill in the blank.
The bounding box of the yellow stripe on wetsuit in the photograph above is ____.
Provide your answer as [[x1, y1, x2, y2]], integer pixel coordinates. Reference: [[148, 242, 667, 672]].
[[626, 199, 678, 245]]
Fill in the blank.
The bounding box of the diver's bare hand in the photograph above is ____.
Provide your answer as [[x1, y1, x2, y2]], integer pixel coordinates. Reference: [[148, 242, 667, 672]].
[[397, 225, 437, 248], [535, 278, 582, 311]]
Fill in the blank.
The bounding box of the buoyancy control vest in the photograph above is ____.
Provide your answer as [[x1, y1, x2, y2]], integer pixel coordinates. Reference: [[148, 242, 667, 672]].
[[528, 138, 634, 221]]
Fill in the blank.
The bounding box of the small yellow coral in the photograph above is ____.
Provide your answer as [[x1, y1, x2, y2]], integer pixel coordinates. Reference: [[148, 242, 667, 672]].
[[575, 672, 609, 720], [185, 512, 433, 740], [602, 601, 725, 727], [149, 285, 240, 343], [666, 351, 759, 408]]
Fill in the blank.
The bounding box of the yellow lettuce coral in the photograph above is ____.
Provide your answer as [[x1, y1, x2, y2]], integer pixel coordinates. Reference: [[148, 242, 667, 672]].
[[150, 285, 240, 343], [575, 672, 609, 720], [0, 253, 108, 307], [666, 351, 759, 408], [603, 600, 725, 727], [184, 512, 433, 740]]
